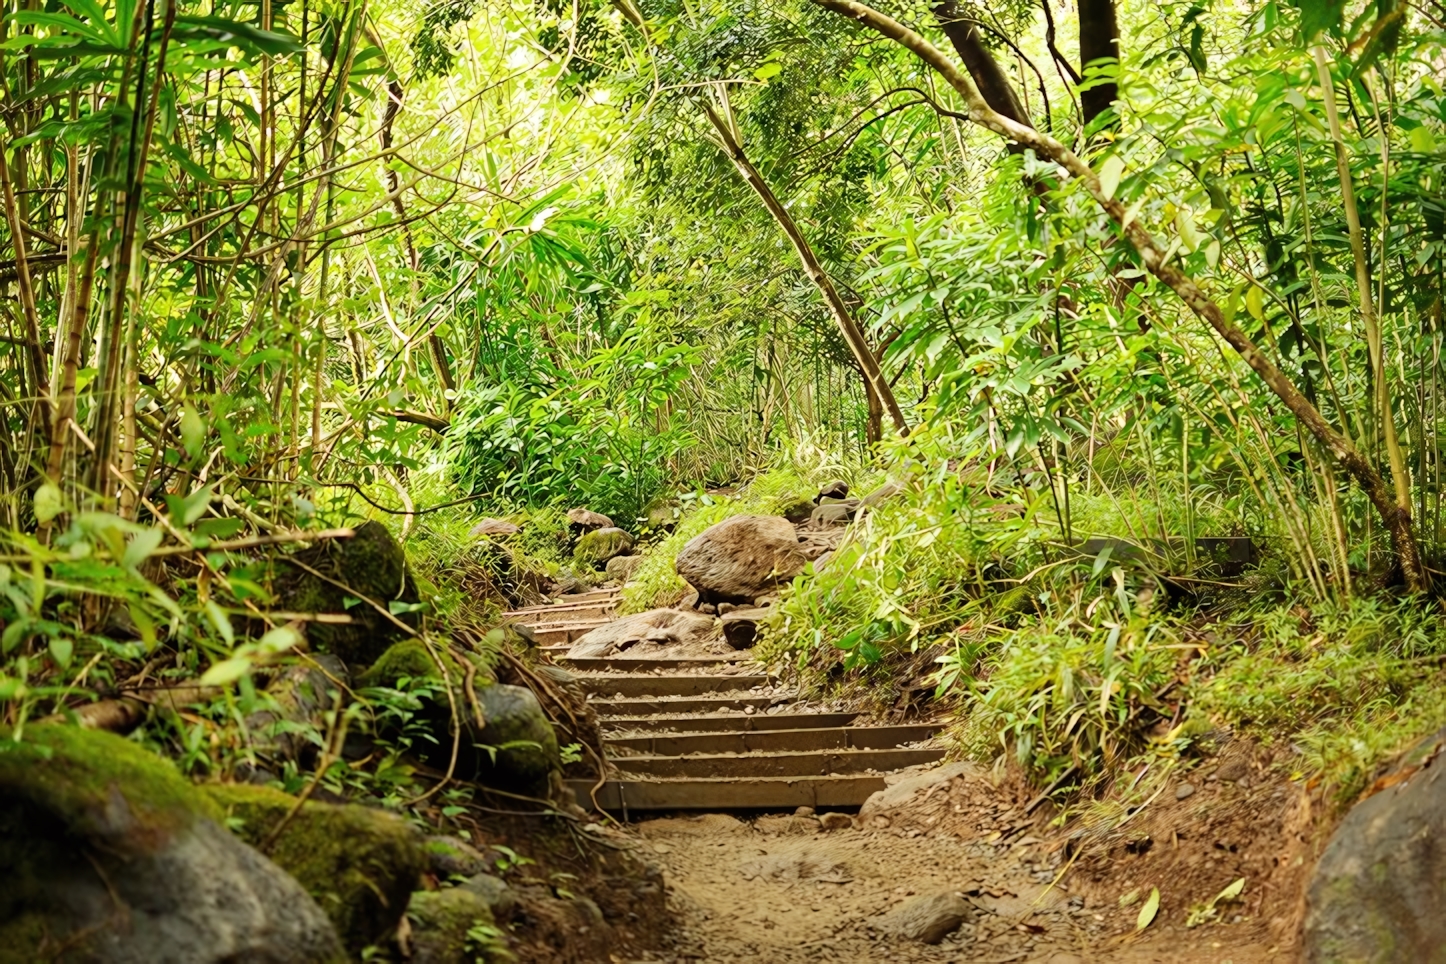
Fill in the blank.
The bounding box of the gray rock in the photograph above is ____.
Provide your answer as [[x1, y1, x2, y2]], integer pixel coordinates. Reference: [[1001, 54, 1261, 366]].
[[568, 608, 717, 658], [473, 683, 561, 791], [1176, 782, 1196, 800], [567, 507, 613, 529], [469, 518, 519, 537], [462, 872, 520, 923], [674, 514, 808, 604], [879, 891, 972, 944], [721, 607, 771, 649], [1304, 727, 1446, 963], [0, 725, 343, 963], [605, 553, 646, 583], [425, 835, 489, 879]]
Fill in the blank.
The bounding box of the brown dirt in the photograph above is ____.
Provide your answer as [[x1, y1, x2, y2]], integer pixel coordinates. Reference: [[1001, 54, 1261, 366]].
[[613, 748, 1320, 963]]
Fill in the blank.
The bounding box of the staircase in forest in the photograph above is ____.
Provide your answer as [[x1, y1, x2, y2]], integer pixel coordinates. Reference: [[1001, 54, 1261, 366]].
[[506, 589, 948, 813]]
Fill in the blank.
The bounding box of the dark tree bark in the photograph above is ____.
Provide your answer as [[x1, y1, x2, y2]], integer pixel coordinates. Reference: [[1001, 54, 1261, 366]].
[[1077, 0, 1120, 128], [932, 0, 1033, 130]]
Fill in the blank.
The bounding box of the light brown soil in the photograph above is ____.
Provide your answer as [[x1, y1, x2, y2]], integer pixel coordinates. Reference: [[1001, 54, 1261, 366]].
[[616, 749, 1315, 964]]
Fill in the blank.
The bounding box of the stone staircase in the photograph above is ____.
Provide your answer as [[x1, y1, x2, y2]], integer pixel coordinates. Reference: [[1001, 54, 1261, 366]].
[[506, 588, 948, 814]]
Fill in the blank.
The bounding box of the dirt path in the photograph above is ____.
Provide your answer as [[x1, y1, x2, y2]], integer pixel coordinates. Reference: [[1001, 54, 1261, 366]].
[[606, 752, 1299, 964]]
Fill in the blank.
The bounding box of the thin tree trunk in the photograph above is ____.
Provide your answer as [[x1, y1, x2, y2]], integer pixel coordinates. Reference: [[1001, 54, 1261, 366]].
[[811, 0, 1429, 591], [701, 99, 908, 436], [1077, 0, 1120, 128]]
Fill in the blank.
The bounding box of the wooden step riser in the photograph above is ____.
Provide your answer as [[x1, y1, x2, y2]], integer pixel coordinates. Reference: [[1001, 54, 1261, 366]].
[[611, 747, 946, 779], [563, 656, 750, 672], [570, 775, 886, 811], [605, 724, 942, 756], [592, 696, 777, 716], [580, 675, 773, 698], [601, 712, 859, 733]]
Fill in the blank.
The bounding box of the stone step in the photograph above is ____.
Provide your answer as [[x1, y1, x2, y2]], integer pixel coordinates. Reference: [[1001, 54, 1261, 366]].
[[579, 675, 774, 698], [605, 724, 942, 756], [601, 712, 859, 733], [610, 747, 946, 779], [590, 695, 781, 716], [563, 656, 751, 673], [569, 774, 887, 812]]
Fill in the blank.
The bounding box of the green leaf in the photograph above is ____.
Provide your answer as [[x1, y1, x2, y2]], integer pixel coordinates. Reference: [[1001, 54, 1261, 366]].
[[1098, 155, 1125, 201], [753, 61, 783, 81], [258, 625, 301, 654], [123, 528, 164, 569], [180, 405, 205, 458], [34, 482, 63, 524], [1217, 877, 1246, 902], [48, 636, 73, 668], [205, 599, 234, 645], [1137, 887, 1160, 931], [200, 655, 252, 687], [1293, 0, 1348, 39]]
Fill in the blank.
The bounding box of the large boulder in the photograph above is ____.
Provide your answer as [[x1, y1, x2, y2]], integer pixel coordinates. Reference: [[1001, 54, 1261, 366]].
[[273, 520, 422, 667], [574, 527, 633, 567], [0, 725, 344, 963], [202, 783, 424, 955], [674, 514, 808, 605], [567, 608, 717, 659], [1303, 726, 1446, 962]]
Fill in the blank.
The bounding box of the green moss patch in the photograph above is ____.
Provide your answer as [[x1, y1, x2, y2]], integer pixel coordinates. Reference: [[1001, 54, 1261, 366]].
[[0, 724, 219, 849], [202, 782, 425, 953]]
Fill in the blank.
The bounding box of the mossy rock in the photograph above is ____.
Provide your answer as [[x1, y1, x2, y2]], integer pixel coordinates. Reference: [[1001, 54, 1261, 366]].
[[360, 641, 558, 794], [360, 638, 468, 690], [407, 888, 503, 964], [0, 726, 343, 963], [273, 520, 422, 667], [202, 782, 425, 955], [573, 527, 633, 567]]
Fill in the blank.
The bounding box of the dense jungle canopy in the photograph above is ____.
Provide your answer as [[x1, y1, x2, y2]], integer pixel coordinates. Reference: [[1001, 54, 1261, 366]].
[[4, 0, 1446, 883]]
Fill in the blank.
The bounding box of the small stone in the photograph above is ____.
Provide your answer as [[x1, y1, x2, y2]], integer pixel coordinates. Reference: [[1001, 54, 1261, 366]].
[[820, 813, 853, 831], [1176, 782, 1196, 801], [744, 705, 757, 715], [879, 891, 973, 944], [795, 806, 816, 817]]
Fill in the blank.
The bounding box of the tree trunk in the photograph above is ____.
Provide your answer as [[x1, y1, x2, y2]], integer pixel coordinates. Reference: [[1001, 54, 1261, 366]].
[[932, 0, 1033, 129], [1077, 0, 1120, 128], [811, 0, 1430, 592], [701, 100, 909, 436]]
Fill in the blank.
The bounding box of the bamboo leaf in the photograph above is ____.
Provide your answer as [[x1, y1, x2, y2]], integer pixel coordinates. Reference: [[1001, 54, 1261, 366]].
[[1137, 888, 1160, 931], [1098, 155, 1126, 201]]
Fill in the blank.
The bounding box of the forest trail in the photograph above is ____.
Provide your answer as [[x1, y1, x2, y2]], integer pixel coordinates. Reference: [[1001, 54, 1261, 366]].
[[507, 590, 1293, 963], [507, 588, 947, 811]]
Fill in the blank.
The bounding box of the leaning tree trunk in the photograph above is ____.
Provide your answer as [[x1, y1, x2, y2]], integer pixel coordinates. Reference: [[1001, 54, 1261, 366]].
[[1077, 0, 1120, 128], [701, 101, 909, 437], [810, 0, 1429, 592], [932, 0, 1033, 129]]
